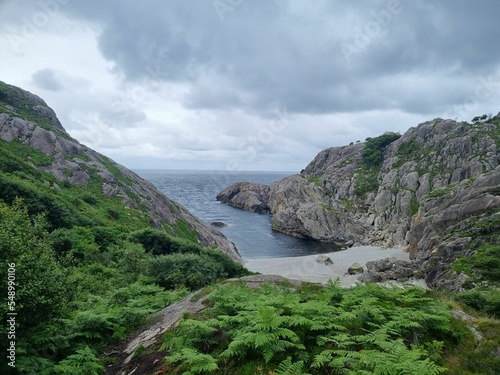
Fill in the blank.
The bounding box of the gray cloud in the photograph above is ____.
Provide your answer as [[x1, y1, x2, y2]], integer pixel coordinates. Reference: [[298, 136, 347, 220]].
[[2, 0, 500, 171], [54, 0, 500, 118], [32, 68, 63, 91]]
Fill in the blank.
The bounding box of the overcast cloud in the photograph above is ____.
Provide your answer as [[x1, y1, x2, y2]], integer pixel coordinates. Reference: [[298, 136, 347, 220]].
[[0, 0, 499, 171]]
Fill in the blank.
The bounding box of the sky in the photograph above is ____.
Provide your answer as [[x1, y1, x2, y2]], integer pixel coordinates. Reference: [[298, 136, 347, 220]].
[[1, 0, 499, 172]]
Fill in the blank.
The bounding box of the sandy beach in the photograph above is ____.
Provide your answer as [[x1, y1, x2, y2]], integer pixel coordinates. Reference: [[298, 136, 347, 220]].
[[244, 245, 426, 287]]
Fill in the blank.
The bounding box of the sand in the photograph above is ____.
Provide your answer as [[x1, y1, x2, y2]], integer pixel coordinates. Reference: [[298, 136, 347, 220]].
[[244, 245, 427, 288]]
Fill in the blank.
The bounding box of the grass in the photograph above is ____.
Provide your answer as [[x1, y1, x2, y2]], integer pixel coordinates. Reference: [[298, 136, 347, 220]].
[[172, 218, 200, 243], [304, 175, 322, 187]]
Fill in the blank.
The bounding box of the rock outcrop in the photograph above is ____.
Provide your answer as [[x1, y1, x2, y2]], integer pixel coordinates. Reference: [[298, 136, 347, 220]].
[[218, 117, 500, 289], [216, 181, 270, 213], [0, 81, 240, 261]]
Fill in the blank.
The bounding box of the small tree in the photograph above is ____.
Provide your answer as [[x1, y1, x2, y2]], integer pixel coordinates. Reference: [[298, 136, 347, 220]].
[[0, 199, 68, 333]]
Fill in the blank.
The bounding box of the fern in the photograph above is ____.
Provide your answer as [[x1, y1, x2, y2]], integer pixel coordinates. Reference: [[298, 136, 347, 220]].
[[167, 348, 218, 374], [276, 356, 311, 375], [161, 282, 452, 374], [53, 346, 104, 375]]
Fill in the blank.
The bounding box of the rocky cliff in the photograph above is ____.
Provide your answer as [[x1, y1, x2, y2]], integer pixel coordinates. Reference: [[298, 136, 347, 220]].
[[218, 117, 500, 289], [0, 81, 240, 260]]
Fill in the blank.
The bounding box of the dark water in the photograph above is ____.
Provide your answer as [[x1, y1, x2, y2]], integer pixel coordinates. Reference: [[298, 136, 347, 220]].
[[135, 170, 340, 259]]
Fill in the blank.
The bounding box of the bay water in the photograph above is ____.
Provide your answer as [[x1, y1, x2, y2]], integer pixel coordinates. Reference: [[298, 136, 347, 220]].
[[135, 170, 340, 259]]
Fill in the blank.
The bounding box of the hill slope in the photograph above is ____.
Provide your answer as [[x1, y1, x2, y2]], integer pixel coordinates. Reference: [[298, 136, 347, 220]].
[[0, 81, 240, 260]]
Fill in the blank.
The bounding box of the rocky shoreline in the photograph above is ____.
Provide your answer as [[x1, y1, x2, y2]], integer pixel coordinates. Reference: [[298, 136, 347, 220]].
[[244, 245, 428, 288]]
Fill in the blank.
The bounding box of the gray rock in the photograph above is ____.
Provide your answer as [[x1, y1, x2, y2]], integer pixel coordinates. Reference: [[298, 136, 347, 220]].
[[216, 182, 270, 213], [358, 271, 385, 283], [316, 255, 333, 265], [366, 257, 397, 272], [211, 221, 227, 228], [347, 262, 364, 275]]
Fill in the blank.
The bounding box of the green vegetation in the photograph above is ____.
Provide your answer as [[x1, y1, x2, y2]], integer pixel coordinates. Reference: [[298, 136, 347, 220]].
[[161, 280, 487, 374], [410, 196, 420, 216], [1, 83, 498, 374], [304, 175, 322, 187], [453, 243, 500, 286], [354, 166, 379, 196], [172, 218, 201, 242], [362, 133, 401, 169], [396, 137, 420, 159], [0, 83, 251, 374], [0, 198, 249, 375], [354, 133, 400, 196]]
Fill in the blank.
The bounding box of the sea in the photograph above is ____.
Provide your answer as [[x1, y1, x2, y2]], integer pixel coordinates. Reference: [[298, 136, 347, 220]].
[[135, 170, 341, 259]]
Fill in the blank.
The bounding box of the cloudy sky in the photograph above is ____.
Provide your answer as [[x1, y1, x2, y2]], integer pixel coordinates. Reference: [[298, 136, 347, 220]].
[[1, 1, 499, 171]]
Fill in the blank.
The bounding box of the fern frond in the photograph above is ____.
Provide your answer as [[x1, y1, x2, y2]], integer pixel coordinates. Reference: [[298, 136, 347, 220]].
[[276, 356, 311, 375]]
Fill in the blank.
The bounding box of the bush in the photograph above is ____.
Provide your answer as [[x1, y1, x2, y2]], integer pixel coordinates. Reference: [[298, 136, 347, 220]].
[[0, 200, 68, 332], [49, 227, 100, 264], [362, 132, 401, 168], [148, 253, 225, 290], [129, 228, 201, 255], [455, 290, 500, 317]]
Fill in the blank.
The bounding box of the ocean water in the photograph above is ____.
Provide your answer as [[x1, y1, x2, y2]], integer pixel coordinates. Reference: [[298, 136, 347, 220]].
[[135, 170, 340, 259]]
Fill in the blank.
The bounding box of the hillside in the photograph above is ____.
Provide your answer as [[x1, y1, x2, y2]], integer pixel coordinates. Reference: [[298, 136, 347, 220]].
[[218, 117, 500, 291], [0, 80, 239, 260], [0, 81, 251, 375]]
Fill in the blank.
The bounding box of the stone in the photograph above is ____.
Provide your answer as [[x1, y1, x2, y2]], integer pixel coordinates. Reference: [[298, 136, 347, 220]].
[[366, 257, 397, 273], [216, 182, 270, 213], [211, 221, 227, 228], [347, 262, 364, 275], [316, 255, 333, 265]]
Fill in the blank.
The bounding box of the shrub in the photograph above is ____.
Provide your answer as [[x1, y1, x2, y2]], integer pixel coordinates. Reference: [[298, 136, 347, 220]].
[[362, 132, 401, 168], [147, 253, 225, 290], [455, 290, 500, 317], [0, 200, 68, 332], [129, 228, 201, 255]]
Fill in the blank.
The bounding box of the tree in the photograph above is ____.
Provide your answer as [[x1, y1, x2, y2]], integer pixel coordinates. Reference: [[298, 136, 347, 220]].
[[0, 199, 68, 333]]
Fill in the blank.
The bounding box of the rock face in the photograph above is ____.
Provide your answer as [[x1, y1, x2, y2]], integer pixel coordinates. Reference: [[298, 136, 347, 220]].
[[218, 117, 500, 289], [0, 82, 240, 261], [216, 181, 270, 213]]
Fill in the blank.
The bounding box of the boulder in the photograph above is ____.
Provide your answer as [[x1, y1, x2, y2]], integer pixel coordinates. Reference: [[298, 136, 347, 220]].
[[211, 221, 227, 228], [216, 182, 270, 213], [366, 257, 397, 273], [347, 262, 364, 275], [316, 255, 333, 265]]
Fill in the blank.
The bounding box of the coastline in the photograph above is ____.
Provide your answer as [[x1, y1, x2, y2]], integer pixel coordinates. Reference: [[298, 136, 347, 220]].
[[244, 245, 427, 288]]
